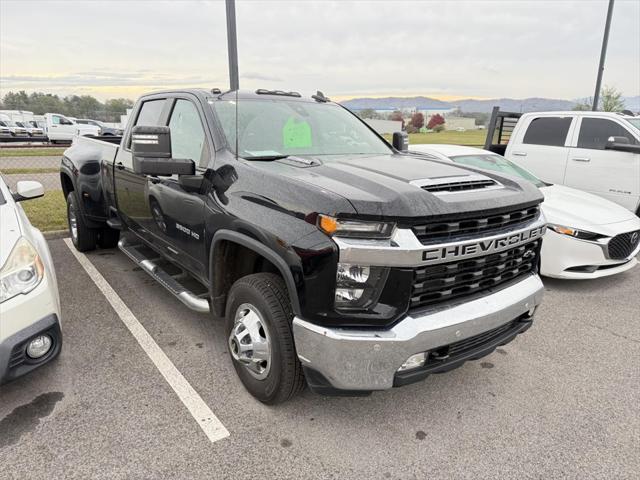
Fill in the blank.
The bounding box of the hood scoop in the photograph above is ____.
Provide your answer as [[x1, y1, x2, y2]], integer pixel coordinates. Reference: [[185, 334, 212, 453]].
[[411, 174, 502, 195]]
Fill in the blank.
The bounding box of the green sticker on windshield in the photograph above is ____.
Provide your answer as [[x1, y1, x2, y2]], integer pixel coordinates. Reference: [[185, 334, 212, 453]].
[[282, 116, 312, 148]]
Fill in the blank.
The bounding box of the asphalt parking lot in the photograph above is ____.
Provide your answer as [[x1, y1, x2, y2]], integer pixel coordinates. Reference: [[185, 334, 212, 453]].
[[0, 238, 638, 479]]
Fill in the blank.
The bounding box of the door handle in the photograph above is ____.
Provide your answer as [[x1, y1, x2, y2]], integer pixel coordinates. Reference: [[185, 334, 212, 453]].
[[572, 157, 591, 162], [116, 162, 125, 170], [512, 151, 527, 156]]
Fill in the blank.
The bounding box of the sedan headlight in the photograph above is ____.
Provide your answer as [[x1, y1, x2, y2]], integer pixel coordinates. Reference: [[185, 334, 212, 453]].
[[549, 224, 603, 241], [318, 214, 395, 239], [0, 237, 45, 303], [335, 263, 389, 310]]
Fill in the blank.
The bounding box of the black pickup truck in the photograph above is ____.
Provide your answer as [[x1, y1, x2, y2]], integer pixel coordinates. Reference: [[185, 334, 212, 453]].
[[60, 88, 546, 403]]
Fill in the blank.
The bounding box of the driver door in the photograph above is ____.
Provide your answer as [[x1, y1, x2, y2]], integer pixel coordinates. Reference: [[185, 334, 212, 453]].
[[565, 117, 640, 211]]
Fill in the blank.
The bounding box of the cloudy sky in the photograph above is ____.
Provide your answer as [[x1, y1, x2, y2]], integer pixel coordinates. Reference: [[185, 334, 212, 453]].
[[1, 0, 639, 102]]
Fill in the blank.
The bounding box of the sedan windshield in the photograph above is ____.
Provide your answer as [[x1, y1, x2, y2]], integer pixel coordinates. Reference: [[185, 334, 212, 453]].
[[451, 154, 546, 188], [213, 99, 391, 158]]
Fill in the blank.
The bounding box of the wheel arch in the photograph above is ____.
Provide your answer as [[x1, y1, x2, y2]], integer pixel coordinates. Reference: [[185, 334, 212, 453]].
[[210, 230, 301, 318]]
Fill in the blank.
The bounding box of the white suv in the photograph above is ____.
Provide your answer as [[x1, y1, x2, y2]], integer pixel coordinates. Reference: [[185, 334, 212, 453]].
[[0, 178, 62, 384], [502, 111, 640, 215]]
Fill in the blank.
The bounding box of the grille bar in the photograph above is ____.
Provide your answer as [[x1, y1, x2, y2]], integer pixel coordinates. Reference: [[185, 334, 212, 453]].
[[413, 206, 540, 244], [410, 240, 540, 310]]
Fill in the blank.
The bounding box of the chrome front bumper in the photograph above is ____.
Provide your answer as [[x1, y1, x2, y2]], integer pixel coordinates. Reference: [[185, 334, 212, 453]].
[[293, 274, 544, 391]]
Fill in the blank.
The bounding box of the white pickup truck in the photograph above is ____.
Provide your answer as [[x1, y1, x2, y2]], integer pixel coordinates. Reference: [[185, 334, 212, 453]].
[[43, 113, 100, 143], [485, 109, 640, 215]]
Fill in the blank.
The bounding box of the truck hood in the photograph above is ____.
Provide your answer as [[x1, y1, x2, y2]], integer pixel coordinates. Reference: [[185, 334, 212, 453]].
[[540, 184, 637, 230], [253, 153, 543, 220]]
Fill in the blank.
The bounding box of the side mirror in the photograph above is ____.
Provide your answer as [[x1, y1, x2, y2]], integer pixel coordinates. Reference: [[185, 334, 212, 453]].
[[605, 136, 640, 153], [131, 126, 195, 176], [13, 181, 44, 202], [392, 131, 409, 152]]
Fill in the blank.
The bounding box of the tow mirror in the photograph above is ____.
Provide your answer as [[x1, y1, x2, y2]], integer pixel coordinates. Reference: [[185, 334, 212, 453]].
[[13, 181, 44, 202], [132, 126, 195, 176], [605, 136, 640, 153], [392, 131, 409, 152]]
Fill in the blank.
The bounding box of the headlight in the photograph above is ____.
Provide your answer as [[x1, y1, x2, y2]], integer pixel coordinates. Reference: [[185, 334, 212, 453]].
[[549, 224, 602, 241], [0, 237, 45, 303], [318, 214, 395, 239], [335, 263, 388, 310]]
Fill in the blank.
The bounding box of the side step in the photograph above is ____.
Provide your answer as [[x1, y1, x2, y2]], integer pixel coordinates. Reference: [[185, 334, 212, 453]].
[[118, 238, 210, 313]]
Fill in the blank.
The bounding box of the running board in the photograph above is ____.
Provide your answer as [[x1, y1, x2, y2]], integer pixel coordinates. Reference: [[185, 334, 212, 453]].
[[118, 238, 210, 313]]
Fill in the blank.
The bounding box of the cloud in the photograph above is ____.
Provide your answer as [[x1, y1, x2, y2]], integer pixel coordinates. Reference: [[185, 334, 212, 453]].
[[1, 0, 638, 100]]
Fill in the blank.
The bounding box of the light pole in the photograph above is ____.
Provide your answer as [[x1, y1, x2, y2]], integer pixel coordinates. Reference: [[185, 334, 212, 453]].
[[592, 0, 615, 111], [226, 0, 239, 91]]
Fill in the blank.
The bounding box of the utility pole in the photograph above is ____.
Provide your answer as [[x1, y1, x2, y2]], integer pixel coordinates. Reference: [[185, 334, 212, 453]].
[[226, 0, 239, 91], [592, 0, 614, 111]]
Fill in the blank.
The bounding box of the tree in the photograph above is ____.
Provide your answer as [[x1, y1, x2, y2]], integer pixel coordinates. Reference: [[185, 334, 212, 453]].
[[357, 108, 379, 120], [573, 86, 625, 112], [410, 112, 424, 130], [433, 124, 445, 133], [427, 114, 445, 130], [600, 85, 625, 112], [389, 110, 405, 130], [2, 91, 30, 110], [104, 98, 134, 122]]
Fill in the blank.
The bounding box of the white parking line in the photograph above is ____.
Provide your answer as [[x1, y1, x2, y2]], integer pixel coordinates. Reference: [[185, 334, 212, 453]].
[[63, 238, 230, 443]]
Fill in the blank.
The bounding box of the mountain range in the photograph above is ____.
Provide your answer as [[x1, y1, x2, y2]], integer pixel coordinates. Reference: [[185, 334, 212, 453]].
[[341, 95, 640, 113]]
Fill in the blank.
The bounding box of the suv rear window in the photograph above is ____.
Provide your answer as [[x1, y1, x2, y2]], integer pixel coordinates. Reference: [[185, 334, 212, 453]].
[[523, 117, 572, 147], [577, 118, 638, 149]]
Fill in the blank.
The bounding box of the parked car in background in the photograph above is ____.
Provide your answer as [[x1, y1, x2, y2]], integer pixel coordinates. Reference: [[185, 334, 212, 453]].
[[0, 178, 62, 384], [75, 119, 124, 136], [14, 121, 45, 137], [0, 114, 28, 136], [484, 108, 640, 215], [0, 122, 12, 137], [43, 113, 100, 143], [411, 144, 640, 279]]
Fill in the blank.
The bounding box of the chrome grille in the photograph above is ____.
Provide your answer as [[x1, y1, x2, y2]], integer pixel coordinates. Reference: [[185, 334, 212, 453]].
[[608, 230, 640, 260], [411, 240, 540, 310], [412, 205, 540, 244]]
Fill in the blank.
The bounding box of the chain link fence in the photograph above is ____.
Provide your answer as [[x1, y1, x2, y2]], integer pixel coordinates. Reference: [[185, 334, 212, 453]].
[[0, 145, 67, 231]]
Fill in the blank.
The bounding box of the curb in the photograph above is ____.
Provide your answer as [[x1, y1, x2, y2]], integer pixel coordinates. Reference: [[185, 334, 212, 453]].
[[43, 229, 70, 240]]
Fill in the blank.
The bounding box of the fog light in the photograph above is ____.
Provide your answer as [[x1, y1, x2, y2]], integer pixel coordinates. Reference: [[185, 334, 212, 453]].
[[398, 352, 427, 372], [26, 335, 52, 359], [335, 287, 364, 304]]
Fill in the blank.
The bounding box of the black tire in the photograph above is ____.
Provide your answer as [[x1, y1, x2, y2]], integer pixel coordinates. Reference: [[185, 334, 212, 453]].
[[66, 192, 97, 252], [98, 226, 120, 249], [225, 273, 304, 404]]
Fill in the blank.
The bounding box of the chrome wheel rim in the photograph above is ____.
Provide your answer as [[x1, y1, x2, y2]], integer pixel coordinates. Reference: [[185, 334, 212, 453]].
[[229, 303, 272, 380], [68, 204, 78, 240]]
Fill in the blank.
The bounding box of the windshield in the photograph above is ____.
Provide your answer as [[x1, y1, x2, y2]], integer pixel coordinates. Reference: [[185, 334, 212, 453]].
[[450, 154, 546, 188], [213, 99, 391, 158], [625, 118, 640, 131]]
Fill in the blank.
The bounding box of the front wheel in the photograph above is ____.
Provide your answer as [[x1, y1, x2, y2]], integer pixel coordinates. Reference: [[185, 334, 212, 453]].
[[66, 192, 97, 252], [225, 273, 304, 404]]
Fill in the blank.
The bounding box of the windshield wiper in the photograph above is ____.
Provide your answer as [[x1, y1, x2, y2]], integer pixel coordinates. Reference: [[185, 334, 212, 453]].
[[242, 154, 289, 161]]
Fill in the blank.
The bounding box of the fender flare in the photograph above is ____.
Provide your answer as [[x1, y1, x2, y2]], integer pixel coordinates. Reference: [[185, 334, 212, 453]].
[[211, 230, 302, 316]]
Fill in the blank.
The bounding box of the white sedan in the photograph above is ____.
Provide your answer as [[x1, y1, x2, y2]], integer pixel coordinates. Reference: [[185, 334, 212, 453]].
[[0, 178, 62, 384], [410, 144, 640, 280]]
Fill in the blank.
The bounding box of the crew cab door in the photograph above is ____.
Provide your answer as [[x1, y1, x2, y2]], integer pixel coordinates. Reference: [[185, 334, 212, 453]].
[[565, 116, 640, 212], [145, 97, 210, 276], [505, 115, 574, 185], [114, 97, 169, 241]]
